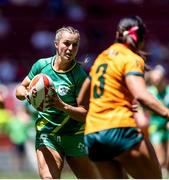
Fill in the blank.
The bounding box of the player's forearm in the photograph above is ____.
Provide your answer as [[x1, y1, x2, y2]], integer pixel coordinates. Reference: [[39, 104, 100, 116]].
[[16, 76, 31, 101], [136, 92, 169, 118], [62, 103, 87, 122]]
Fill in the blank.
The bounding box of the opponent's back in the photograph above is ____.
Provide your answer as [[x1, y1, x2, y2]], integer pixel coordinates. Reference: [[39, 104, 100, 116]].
[[85, 43, 145, 134]]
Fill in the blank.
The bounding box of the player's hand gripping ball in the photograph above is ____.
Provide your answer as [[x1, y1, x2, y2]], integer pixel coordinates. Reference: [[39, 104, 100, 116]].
[[27, 74, 55, 111]]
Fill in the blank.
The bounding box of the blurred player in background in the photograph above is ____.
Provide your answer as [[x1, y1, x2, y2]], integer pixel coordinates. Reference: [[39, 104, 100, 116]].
[[6, 103, 33, 171], [78, 15, 169, 178], [15, 26, 100, 179], [0, 87, 12, 133], [147, 65, 169, 178]]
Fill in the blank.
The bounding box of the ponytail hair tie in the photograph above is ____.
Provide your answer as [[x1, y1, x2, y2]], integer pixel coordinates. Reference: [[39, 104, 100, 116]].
[[123, 26, 139, 42]]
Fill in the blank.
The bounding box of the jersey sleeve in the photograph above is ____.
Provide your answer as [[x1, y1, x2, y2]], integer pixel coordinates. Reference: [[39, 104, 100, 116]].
[[124, 56, 145, 77], [28, 59, 44, 80]]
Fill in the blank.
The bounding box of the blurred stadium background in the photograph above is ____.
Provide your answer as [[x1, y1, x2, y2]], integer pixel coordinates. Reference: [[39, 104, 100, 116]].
[[0, 0, 169, 179]]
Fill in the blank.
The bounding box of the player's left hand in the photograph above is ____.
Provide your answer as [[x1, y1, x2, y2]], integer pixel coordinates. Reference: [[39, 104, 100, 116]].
[[45, 87, 64, 111]]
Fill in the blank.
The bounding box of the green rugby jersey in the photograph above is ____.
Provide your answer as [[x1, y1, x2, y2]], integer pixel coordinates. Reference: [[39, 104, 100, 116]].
[[28, 55, 88, 135], [148, 85, 169, 128]]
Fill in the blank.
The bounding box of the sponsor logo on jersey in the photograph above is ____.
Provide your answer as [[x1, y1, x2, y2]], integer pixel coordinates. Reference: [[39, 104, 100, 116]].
[[57, 85, 70, 96], [77, 142, 86, 152], [40, 134, 48, 141]]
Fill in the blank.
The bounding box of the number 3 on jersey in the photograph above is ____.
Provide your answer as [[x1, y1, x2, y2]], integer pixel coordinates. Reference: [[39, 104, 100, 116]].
[[93, 63, 108, 98]]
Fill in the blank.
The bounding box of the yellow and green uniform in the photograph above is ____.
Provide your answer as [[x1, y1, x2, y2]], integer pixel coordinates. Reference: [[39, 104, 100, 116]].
[[84, 43, 144, 161], [85, 43, 145, 134], [28, 55, 88, 156]]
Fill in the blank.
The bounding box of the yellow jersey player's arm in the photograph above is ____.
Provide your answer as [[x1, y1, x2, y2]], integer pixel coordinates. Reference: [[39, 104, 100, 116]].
[[16, 76, 31, 101], [125, 75, 169, 118]]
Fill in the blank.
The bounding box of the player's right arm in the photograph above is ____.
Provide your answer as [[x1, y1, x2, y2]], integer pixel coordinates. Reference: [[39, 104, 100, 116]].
[[16, 59, 41, 101], [16, 76, 31, 101]]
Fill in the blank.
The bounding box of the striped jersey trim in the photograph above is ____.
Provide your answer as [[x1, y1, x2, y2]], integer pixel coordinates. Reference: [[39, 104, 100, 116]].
[[50, 115, 70, 135], [125, 71, 144, 77], [36, 118, 49, 131]]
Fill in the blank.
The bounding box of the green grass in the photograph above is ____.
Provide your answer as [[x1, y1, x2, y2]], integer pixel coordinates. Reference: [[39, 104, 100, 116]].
[[0, 170, 76, 179], [61, 171, 76, 179], [0, 172, 39, 179]]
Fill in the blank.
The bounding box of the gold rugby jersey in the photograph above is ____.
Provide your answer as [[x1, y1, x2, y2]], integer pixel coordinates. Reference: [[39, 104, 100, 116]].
[[85, 43, 145, 134]]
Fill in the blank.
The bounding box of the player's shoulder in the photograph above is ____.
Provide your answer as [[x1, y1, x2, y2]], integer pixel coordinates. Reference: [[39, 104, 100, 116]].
[[102, 43, 134, 62], [36, 55, 54, 66], [111, 43, 142, 60], [122, 48, 144, 72], [74, 61, 86, 72], [33, 55, 55, 72]]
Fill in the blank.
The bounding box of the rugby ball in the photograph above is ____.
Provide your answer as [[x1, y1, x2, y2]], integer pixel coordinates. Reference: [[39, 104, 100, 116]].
[[27, 74, 55, 111]]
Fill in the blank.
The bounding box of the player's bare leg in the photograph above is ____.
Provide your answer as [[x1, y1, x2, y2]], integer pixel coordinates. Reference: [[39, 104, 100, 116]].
[[66, 156, 101, 178], [153, 142, 168, 178], [117, 138, 162, 179], [94, 160, 128, 179], [36, 146, 64, 179]]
